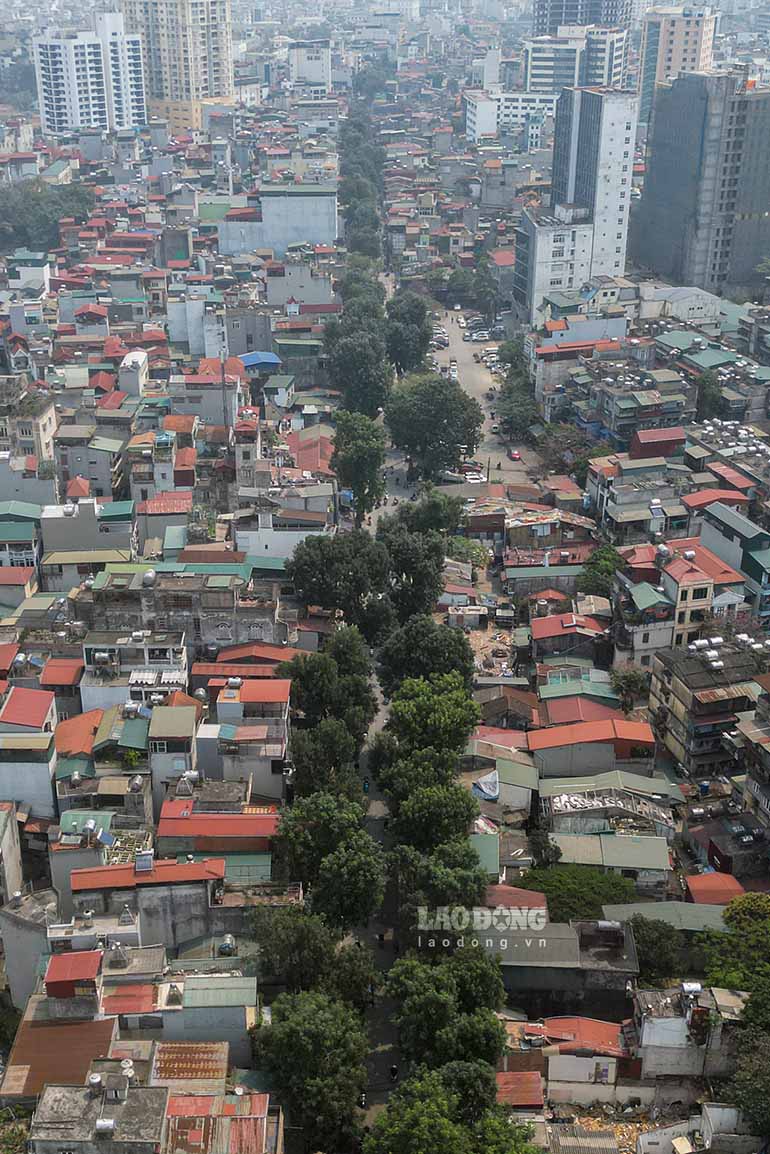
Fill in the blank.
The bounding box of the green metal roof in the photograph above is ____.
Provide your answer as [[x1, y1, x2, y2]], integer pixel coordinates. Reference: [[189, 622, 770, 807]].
[[655, 330, 697, 352], [99, 501, 134, 520], [0, 524, 37, 542], [538, 680, 620, 703], [504, 565, 584, 579], [539, 770, 683, 802], [495, 759, 538, 790], [182, 975, 257, 1008], [602, 901, 726, 932], [0, 501, 42, 522], [631, 582, 672, 612], [684, 348, 738, 371], [89, 436, 124, 453], [468, 831, 500, 877], [59, 809, 115, 835], [55, 756, 95, 781], [118, 718, 150, 751], [177, 852, 272, 882]]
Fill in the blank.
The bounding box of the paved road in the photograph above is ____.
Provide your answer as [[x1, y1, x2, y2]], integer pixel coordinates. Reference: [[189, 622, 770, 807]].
[[434, 312, 542, 485]]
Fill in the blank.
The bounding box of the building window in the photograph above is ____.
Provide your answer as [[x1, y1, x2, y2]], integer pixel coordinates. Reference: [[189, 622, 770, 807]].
[[150, 740, 167, 753], [642, 631, 650, 643], [692, 587, 708, 600], [641, 655, 651, 666], [679, 589, 688, 602]]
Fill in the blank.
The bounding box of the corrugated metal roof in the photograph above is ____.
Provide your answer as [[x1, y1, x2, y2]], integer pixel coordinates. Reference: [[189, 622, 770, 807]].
[[182, 976, 257, 1008]]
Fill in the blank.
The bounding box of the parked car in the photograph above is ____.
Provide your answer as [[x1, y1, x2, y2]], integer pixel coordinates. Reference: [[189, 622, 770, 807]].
[[462, 332, 472, 341], [491, 423, 500, 434], [508, 448, 521, 461]]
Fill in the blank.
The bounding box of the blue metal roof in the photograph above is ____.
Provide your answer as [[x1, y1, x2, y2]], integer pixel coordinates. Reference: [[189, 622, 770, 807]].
[[240, 351, 281, 368]]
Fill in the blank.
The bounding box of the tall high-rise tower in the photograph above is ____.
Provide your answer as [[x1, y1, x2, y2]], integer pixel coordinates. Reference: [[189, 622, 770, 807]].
[[532, 0, 631, 36], [121, 0, 234, 131], [638, 6, 716, 121], [34, 12, 146, 136], [631, 69, 770, 293], [552, 86, 638, 276]]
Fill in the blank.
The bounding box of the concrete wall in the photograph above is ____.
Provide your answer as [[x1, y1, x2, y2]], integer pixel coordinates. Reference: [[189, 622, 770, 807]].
[[50, 845, 104, 919], [637, 1118, 700, 1154], [0, 903, 51, 1008], [161, 1004, 252, 1065], [0, 757, 56, 818], [534, 741, 616, 777], [217, 192, 337, 258], [549, 1080, 655, 1107]]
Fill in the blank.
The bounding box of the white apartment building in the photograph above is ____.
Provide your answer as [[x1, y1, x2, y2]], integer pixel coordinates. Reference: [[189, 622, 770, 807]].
[[34, 12, 146, 136], [523, 25, 628, 92], [638, 6, 716, 120], [465, 90, 558, 142], [288, 39, 332, 94], [551, 86, 638, 277], [121, 0, 234, 131], [514, 86, 639, 322], [513, 205, 594, 324]]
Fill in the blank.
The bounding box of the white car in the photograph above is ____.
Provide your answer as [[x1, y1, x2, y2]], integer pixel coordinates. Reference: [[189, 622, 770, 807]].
[[457, 317, 466, 328]]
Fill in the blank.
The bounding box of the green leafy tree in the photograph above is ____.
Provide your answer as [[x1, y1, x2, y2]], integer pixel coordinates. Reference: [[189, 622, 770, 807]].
[[328, 332, 392, 416], [731, 1033, 770, 1137], [387, 952, 505, 1065], [446, 267, 476, 305], [610, 666, 650, 714], [312, 829, 387, 928], [446, 537, 489, 569], [437, 1060, 498, 1125], [364, 1070, 473, 1154], [388, 672, 480, 754], [576, 544, 624, 600], [386, 373, 484, 479], [332, 410, 386, 525], [324, 625, 372, 677], [704, 893, 770, 990], [279, 650, 376, 744], [251, 991, 367, 1151], [697, 369, 723, 420], [376, 522, 446, 623], [394, 784, 479, 852], [276, 792, 364, 885], [498, 383, 540, 443], [378, 615, 475, 697], [286, 531, 392, 642], [392, 839, 488, 925], [249, 905, 338, 991], [348, 228, 382, 259], [376, 747, 460, 810], [290, 718, 359, 798], [0, 180, 95, 252], [528, 828, 563, 869], [389, 488, 465, 535], [629, 915, 684, 985], [539, 423, 600, 487], [517, 865, 635, 922], [386, 291, 434, 373], [323, 941, 380, 1012], [498, 339, 528, 377]]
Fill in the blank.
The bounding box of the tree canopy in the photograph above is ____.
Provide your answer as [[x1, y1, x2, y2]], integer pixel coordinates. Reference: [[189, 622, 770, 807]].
[[312, 827, 387, 928], [387, 672, 480, 754], [332, 411, 386, 525], [516, 864, 635, 922], [386, 373, 484, 479], [378, 615, 475, 697], [0, 180, 94, 253], [276, 791, 365, 886], [576, 544, 624, 600], [704, 893, 770, 990], [251, 990, 367, 1151]]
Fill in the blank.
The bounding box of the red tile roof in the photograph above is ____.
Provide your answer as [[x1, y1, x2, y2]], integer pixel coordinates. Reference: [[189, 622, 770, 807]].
[[157, 800, 280, 841], [543, 698, 622, 725], [473, 725, 530, 750], [216, 642, 303, 664], [45, 950, 102, 983], [681, 488, 750, 510], [192, 664, 277, 681], [686, 872, 745, 905], [495, 1071, 544, 1108], [66, 476, 91, 499], [71, 857, 226, 892], [707, 463, 754, 491], [530, 612, 606, 641], [527, 719, 655, 751], [40, 658, 84, 687], [0, 643, 19, 673], [543, 1016, 627, 1057], [484, 884, 547, 909], [137, 492, 193, 515], [0, 569, 33, 585], [55, 709, 103, 756], [0, 686, 54, 729], [633, 426, 685, 445], [227, 679, 291, 704], [102, 984, 156, 1015]]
